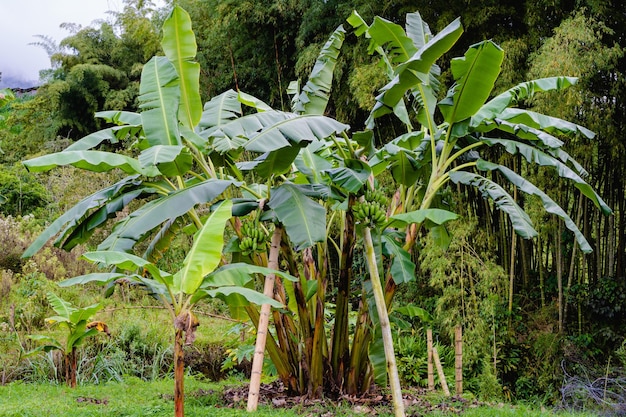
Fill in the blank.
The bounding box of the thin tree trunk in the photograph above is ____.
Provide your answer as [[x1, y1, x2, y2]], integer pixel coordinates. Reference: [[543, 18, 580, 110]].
[[363, 227, 405, 417], [247, 226, 282, 412], [174, 328, 184, 417]]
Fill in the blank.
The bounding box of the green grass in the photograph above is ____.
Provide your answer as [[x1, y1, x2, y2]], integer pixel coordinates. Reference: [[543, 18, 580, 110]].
[[0, 377, 599, 417]]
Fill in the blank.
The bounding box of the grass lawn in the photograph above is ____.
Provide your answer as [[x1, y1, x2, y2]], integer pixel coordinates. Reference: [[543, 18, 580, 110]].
[[0, 376, 598, 417]]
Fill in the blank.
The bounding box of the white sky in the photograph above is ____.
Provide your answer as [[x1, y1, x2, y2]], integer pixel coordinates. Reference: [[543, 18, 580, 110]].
[[0, 0, 165, 85]]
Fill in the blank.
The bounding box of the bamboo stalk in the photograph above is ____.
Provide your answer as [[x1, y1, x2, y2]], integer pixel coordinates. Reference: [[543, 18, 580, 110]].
[[455, 326, 462, 396], [247, 226, 282, 412], [427, 328, 435, 391], [432, 346, 450, 396]]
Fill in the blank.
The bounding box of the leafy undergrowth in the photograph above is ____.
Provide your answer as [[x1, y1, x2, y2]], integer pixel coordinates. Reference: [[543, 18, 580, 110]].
[[0, 376, 598, 417]]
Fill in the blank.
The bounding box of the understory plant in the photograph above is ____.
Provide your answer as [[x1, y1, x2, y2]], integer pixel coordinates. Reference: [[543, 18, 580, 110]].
[[26, 291, 109, 387]]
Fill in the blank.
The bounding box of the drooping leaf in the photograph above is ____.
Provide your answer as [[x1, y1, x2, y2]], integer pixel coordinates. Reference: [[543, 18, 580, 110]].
[[449, 171, 537, 239], [204, 263, 298, 288], [498, 108, 595, 139], [98, 179, 235, 252], [69, 303, 104, 325], [476, 160, 593, 252], [471, 77, 578, 127], [481, 138, 611, 214], [22, 176, 144, 257], [139, 56, 180, 147], [197, 287, 284, 309], [267, 183, 326, 250], [59, 272, 128, 287], [24, 151, 157, 176], [161, 6, 202, 129], [243, 113, 349, 153], [174, 200, 232, 294], [439, 41, 504, 123], [58, 189, 147, 251]]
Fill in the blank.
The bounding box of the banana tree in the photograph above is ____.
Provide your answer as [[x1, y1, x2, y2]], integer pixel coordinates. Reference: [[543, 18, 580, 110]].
[[338, 10, 611, 415], [26, 292, 109, 388], [59, 200, 295, 416]]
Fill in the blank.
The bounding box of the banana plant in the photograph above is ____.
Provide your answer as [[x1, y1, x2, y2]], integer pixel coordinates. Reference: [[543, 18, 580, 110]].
[[59, 200, 295, 416], [26, 292, 109, 388], [340, 10, 611, 416]]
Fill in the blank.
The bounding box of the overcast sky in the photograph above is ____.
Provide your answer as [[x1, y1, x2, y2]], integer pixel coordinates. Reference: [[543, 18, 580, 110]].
[[0, 0, 165, 86]]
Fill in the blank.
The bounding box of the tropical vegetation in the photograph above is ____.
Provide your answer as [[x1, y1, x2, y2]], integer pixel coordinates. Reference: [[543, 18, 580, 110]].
[[1, 1, 625, 416]]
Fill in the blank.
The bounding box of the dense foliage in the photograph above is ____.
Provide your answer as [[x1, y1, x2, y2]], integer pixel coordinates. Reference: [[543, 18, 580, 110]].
[[1, 1, 625, 415]]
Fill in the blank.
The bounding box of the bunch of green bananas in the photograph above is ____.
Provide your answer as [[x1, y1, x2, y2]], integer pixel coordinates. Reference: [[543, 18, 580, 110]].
[[353, 189, 388, 228], [239, 221, 268, 256]]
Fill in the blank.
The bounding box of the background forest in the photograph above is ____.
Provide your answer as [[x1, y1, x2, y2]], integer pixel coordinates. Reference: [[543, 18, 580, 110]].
[[1, 0, 625, 413]]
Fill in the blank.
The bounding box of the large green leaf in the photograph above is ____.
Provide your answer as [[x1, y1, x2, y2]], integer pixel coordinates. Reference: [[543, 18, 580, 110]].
[[22, 176, 144, 258], [59, 272, 128, 287], [162, 6, 202, 129], [405, 11, 432, 50], [46, 292, 76, 320], [198, 287, 284, 309], [449, 171, 537, 239], [138, 145, 193, 177], [243, 113, 349, 153], [174, 200, 232, 294], [439, 41, 504, 123], [368, 17, 417, 66], [323, 159, 371, 193], [198, 89, 242, 131], [389, 208, 458, 227], [381, 233, 415, 284], [64, 126, 130, 151], [82, 251, 170, 284], [267, 183, 326, 250], [481, 137, 611, 214], [498, 108, 595, 139], [139, 56, 180, 147], [23, 151, 156, 176], [203, 263, 298, 289], [476, 159, 592, 252], [69, 303, 104, 325], [59, 189, 146, 251], [292, 25, 345, 115], [98, 179, 235, 252], [245, 146, 301, 179], [471, 77, 578, 126], [369, 17, 463, 124]]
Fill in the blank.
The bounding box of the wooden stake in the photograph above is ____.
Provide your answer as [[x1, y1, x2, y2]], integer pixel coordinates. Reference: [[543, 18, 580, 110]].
[[427, 328, 435, 391], [247, 226, 282, 412], [432, 346, 450, 396], [455, 325, 463, 396]]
